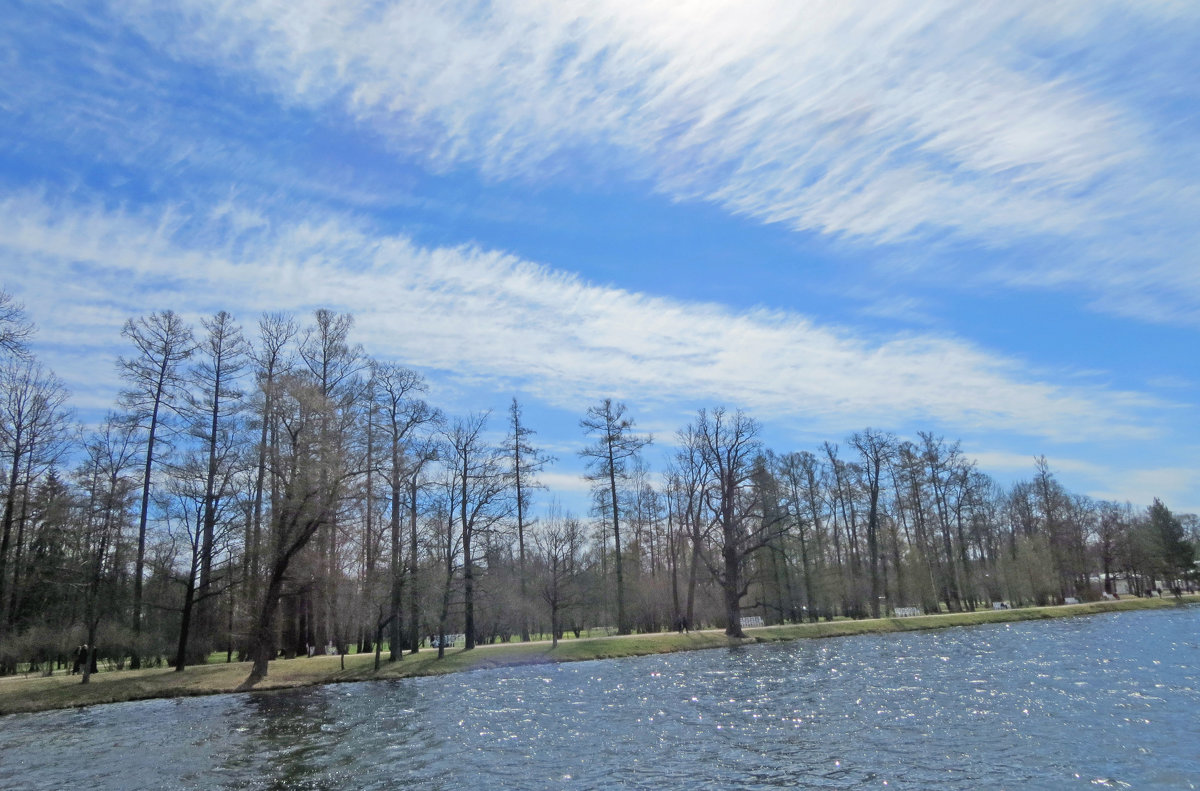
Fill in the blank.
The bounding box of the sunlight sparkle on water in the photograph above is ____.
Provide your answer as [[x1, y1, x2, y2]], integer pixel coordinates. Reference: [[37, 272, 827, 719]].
[[2, 606, 1197, 790]]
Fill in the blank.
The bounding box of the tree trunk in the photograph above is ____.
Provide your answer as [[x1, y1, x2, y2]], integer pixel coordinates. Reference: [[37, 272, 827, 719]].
[[174, 566, 198, 672], [723, 538, 745, 638], [0, 449, 23, 626], [388, 439, 404, 661], [408, 474, 420, 654], [242, 558, 289, 686], [461, 455, 475, 650], [131, 387, 164, 670], [607, 445, 627, 634]]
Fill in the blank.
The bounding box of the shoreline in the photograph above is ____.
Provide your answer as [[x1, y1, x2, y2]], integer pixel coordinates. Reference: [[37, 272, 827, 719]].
[[2, 596, 1194, 717]]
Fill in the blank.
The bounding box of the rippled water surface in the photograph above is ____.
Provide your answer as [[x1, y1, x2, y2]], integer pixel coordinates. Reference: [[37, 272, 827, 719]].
[[3, 606, 1198, 790]]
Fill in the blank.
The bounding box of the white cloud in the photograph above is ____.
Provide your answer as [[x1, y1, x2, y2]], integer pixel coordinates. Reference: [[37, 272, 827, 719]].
[[113, 2, 1128, 232], [105, 0, 1200, 324], [965, 451, 1106, 477], [963, 450, 1200, 512], [1088, 467, 1200, 513], [0, 192, 1162, 443], [536, 471, 592, 497]]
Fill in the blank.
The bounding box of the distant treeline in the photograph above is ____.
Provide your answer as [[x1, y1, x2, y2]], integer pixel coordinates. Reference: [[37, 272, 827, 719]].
[[0, 296, 1195, 684]]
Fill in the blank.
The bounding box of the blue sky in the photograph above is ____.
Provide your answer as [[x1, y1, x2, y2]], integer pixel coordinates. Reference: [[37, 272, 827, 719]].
[[1, 1, 1197, 512]]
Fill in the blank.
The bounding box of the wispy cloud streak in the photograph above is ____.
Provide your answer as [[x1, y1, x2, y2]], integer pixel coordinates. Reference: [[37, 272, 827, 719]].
[[1, 192, 1159, 441], [105, 0, 1200, 324]]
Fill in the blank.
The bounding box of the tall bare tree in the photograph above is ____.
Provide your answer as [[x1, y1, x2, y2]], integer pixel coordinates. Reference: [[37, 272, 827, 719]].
[[241, 373, 358, 686], [670, 422, 710, 630], [850, 429, 896, 618], [245, 313, 297, 636], [687, 407, 772, 637], [580, 399, 650, 635], [0, 359, 72, 631], [119, 310, 194, 668], [76, 415, 140, 684], [443, 412, 510, 650], [167, 450, 239, 671], [187, 311, 248, 656], [370, 362, 437, 661], [919, 433, 966, 611], [775, 451, 821, 621], [507, 397, 552, 641], [406, 439, 438, 655], [298, 309, 364, 653]]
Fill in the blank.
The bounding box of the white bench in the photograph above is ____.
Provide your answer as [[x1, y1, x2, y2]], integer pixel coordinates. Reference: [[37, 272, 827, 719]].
[[893, 607, 922, 618]]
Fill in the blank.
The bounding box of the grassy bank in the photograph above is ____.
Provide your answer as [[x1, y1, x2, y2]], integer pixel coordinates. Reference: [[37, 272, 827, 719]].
[[2, 595, 1194, 716]]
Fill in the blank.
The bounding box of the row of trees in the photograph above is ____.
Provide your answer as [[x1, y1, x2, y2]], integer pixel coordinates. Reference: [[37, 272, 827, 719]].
[[0, 296, 1195, 686]]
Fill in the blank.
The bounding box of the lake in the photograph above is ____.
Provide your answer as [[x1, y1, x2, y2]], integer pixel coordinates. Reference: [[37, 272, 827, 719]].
[[2, 605, 1197, 790]]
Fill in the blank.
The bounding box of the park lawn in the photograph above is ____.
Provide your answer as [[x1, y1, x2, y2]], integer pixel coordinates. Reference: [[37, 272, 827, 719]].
[[1, 595, 1194, 716]]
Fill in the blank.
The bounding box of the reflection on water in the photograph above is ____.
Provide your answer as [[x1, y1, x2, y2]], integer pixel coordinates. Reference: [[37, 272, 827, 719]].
[[2, 606, 1198, 790]]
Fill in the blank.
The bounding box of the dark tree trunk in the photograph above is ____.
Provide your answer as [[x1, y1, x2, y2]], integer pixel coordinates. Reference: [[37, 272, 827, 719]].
[[723, 540, 745, 638], [243, 557, 289, 686], [408, 474, 420, 654], [174, 567, 198, 672]]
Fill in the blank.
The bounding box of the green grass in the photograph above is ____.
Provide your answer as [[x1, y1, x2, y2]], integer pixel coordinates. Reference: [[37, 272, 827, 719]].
[[2, 595, 1194, 716]]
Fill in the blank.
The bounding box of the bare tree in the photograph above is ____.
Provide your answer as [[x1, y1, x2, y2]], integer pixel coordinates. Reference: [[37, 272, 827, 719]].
[[432, 472, 462, 660], [894, 441, 943, 612], [167, 451, 239, 672], [849, 429, 896, 618], [118, 311, 195, 667], [1033, 455, 1090, 600], [405, 440, 438, 655], [298, 309, 364, 653], [580, 399, 650, 635], [775, 451, 821, 621], [241, 374, 358, 687], [245, 313, 297, 638], [0, 359, 72, 631], [919, 434, 966, 611], [822, 441, 862, 617], [76, 415, 140, 684], [686, 407, 775, 637], [0, 289, 33, 359], [670, 422, 710, 630], [1095, 500, 1128, 596], [370, 362, 437, 661], [535, 510, 583, 648], [507, 397, 552, 641], [443, 413, 510, 650], [187, 311, 248, 656]]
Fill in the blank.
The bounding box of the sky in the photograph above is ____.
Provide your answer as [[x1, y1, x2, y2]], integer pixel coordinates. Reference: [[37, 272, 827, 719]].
[[0, 0, 1197, 513]]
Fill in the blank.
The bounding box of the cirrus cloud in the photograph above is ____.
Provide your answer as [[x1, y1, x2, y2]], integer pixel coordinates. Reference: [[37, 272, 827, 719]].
[[0, 190, 1161, 442], [105, 0, 1200, 324]]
